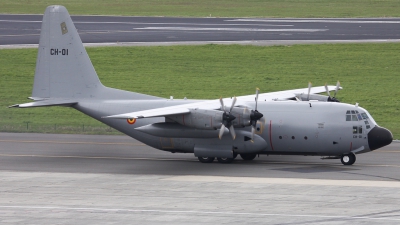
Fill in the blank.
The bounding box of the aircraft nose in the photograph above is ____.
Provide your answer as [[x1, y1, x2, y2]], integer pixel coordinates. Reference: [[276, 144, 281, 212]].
[[368, 126, 393, 150]]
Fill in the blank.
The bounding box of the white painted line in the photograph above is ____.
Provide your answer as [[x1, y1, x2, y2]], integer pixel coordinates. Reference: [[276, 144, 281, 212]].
[[0, 20, 292, 26], [0, 20, 41, 23], [2, 39, 400, 49], [0, 153, 194, 162], [0, 34, 39, 37], [228, 19, 400, 24], [164, 175, 400, 188], [0, 205, 399, 221], [134, 27, 327, 32]]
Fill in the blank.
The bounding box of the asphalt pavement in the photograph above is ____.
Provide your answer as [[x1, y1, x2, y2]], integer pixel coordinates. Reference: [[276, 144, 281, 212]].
[[0, 133, 399, 224], [1, 15, 400, 47]]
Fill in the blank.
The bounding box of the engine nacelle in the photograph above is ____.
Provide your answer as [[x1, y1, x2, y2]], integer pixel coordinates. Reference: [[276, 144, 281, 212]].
[[167, 107, 256, 130], [230, 107, 251, 127], [167, 109, 223, 130], [296, 93, 329, 102]]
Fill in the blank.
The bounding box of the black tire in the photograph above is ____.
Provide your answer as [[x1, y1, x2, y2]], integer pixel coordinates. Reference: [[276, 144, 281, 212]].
[[198, 157, 215, 163], [341, 153, 356, 165], [240, 153, 257, 161], [217, 157, 234, 164]]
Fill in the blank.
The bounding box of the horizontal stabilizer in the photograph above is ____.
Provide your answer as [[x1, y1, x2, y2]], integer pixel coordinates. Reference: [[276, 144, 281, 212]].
[[9, 99, 77, 108]]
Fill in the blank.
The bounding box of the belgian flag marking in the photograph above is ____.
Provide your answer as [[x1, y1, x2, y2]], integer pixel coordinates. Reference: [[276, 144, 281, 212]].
[[127, 118, 136, 125]]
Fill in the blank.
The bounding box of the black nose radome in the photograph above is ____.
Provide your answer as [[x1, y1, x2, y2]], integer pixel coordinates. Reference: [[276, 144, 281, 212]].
[[368, 126, 393, 150]]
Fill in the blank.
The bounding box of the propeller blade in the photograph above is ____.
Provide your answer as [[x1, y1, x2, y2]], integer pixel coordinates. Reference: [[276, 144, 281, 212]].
[[219, 97, 225, 111], [334, 81, 340, 98], [229, 125, 236, 140], [251, 126, 255, 141], [324, 83, 331, 98], [219, 124, 225, 139], [229, 96, 237, 112], [255, 88, 259, 111], [307, 82, 312, 101]]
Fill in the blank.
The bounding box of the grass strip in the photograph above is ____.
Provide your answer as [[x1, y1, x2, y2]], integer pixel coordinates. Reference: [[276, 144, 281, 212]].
[[1, 0, 400, 18], [1, 43, 399, 138]]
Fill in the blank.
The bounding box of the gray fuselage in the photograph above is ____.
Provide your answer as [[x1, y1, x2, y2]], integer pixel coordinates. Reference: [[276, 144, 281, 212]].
[[75, 99, 376, 157]]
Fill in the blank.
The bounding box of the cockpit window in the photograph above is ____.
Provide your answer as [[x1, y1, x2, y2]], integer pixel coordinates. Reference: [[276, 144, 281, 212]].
[[361, 113, 369, 119], [346, 110, 359, 121]]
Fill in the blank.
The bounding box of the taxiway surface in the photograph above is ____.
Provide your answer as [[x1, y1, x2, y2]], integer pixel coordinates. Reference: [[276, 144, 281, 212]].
[[1, 15, 400, 47], [0, 133, 399, 224]]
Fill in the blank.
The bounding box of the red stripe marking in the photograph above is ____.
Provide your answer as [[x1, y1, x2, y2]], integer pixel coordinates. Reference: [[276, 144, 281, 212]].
[[269, 120, 274, 150]]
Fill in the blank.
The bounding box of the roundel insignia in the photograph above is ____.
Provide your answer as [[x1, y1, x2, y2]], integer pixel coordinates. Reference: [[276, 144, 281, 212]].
[[127, 118, 136, 125]]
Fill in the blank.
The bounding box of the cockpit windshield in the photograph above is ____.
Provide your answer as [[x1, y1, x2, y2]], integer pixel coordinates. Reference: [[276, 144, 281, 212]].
[[364, 110, 377, 125], [346, 107, 377, 128], [361, 113, 369, 120], [346, 110, 360, 121]]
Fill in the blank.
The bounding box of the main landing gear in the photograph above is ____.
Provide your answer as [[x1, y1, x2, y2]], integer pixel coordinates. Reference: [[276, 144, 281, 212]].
[[197, 157, 215, 163], [197, 153, 257, 164], [341, 153, 356, 165]]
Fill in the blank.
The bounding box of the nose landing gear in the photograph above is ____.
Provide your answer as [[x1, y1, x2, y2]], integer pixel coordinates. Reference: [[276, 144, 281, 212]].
[[341, 153, 356, 165]]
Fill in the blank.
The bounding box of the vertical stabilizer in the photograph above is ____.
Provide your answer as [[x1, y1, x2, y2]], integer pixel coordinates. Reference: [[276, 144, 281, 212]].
[[32, 5, 103, 99]]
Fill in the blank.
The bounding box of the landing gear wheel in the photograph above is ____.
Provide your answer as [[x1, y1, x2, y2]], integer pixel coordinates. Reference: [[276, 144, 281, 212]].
[[217, 157, 234, 164], [240, 153, 257, 161], [341, 153, 356, 165], [198, 157, 215, 163]]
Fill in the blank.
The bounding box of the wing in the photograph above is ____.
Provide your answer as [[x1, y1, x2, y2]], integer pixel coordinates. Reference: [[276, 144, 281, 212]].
[[237, 85, 341, 102], [105, 85, 341, 119], [105, 99, 222, 119]]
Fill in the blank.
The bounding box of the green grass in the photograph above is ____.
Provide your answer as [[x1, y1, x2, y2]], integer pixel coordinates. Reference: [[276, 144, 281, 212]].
[[1, 0, 400, 17], [1, 43, 399, 138]]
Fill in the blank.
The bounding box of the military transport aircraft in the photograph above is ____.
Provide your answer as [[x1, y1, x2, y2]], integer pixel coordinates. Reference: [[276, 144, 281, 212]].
[[11, 5, 393, 165]]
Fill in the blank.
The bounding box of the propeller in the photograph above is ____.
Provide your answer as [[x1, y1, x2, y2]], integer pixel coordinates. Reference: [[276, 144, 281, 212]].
[[219, 97, 237, 140], [250, 88, 264, 141], [324, 82, 331, 97], [307, 82, 312, 101], [334, 81, 340, 99], [324, 81, 340, 102]]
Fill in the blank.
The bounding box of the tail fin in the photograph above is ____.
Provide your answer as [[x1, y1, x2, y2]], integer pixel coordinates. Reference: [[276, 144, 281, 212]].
[[32, 5, 102, 99], [31, 5, 160, 101]]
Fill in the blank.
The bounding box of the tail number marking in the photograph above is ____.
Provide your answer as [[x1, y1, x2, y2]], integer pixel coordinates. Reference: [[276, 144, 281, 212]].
[[50, 49, 69, 56]]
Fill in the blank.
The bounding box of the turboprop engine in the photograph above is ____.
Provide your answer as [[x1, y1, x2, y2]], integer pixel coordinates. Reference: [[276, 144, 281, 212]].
[[167, 88, 264, 141], [166, 108, 254, 130], [296, 81, 341, 102]]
